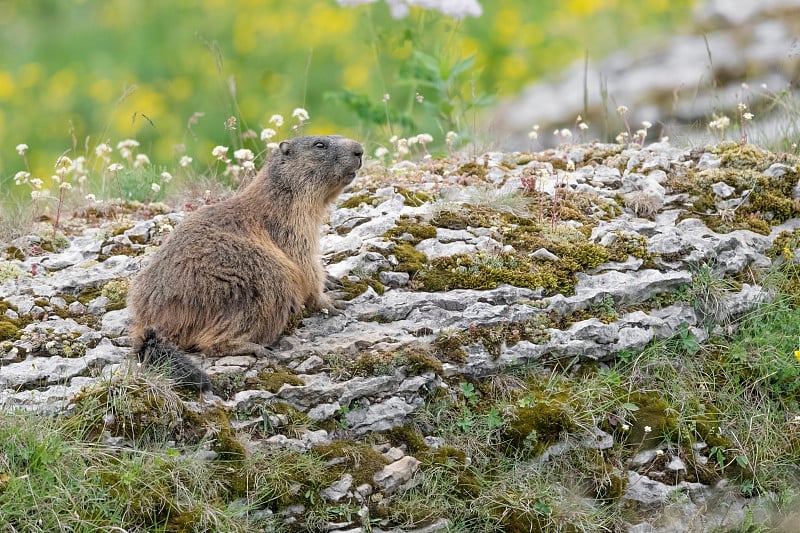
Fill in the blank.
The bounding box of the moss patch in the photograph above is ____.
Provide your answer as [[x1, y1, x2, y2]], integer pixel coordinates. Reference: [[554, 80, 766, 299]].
[[384, 216, 437, 245], [340, 276, 385, 300], [415, 252, 577, 295], [502, 402, 575, 458], [396, 187, 433, 207]]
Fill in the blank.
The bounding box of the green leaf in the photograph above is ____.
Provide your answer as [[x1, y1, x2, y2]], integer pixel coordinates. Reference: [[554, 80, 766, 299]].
[[621, 402, 640, 411]]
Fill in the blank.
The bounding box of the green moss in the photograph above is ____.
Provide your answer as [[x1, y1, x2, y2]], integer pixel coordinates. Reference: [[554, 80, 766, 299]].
[[0, 320, 19, 341], [393, 243, 427, 274], [77, 287, 102, 306], [39, 232, 70, 253], [671, 145, 800, 234], [457, 161, 488, 181], [416, 252, 576, 296], [340, 276, 385, 300], [0, 261, 29, 283], [433, 330, 469, 363], [502, 403, 575, 457], [606, 232, 652, 263], [396, 187, 433, 207], [5, 246, 25, 260], [343, 345, 441, 377], [101, 278, 130, 311], [384, 216, 437, 245], [312, 441, 389, 486], [750, 191, 797, 223], [384, 425, 428, 454], [339, 193, 378, 209], [249, 369, 305, 393], [622, 392, 679, 448]]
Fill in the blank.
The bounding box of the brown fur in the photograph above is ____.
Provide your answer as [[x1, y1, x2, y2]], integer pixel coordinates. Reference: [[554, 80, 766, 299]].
[[128, 135, 363, 389]]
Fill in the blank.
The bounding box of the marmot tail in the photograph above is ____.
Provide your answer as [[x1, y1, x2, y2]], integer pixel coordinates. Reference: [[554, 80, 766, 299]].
[[137, 329, 211, 392]]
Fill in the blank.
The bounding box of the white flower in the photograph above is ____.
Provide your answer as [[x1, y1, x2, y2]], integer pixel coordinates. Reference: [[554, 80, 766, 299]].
[[374, 146, 389, 158], [51, 174, 61, 184], [559, 128, 572, 139], [179, 156, 193, 167], [617, 105, 628, 115], [269, 114, 284, 127], [708, 116, 731, 129], [29, 178, 43, 190], [242, 160, 256, 171], [336, 0, 482, 20], [642, 121, 652, 129], [151, 182, 161, 193], [16, 143, 29, 156], [260, 128, 276, 141], [85, 193, 97, 202], [743, 112, 754, 121], [407, 135, 419, 145], [418, 133, 433, 144], [55, 155, 73, 168], [643, 425, 652, 433], [737, 102, 747, 112], [161, 171, 173, 182], [212, 145, 229, 160], [134, 154, 150, 168], [528, 130, 538, 140], [578, 122, 589, 131], [655, 449, 664, 456], [621, 424, 630, 431], [382, 93, 390, 103], [95, 143, 112, 157], [234, 148, 254, 161], [117, 139, 140, 150], [59, 181, 73, 190], [389, 135, 398, 144], [14, 171, 30, 184], [77, 175, 87, 185], [292, 108, 309, 122], [107, 163, 124, 172], [446, 131, 458, 143], [266, 142, 279, 151], [31, 190, 45, 200]]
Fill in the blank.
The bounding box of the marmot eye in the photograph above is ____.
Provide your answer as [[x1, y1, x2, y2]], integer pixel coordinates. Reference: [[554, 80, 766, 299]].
[[314, 141, 326, 149]]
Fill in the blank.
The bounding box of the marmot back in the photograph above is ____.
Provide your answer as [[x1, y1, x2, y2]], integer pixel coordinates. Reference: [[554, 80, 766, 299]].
[[128, 135, 364, 390]]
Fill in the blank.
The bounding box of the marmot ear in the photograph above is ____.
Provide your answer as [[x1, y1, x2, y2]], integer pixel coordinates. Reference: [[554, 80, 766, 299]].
[[279, 141, 291, 155]]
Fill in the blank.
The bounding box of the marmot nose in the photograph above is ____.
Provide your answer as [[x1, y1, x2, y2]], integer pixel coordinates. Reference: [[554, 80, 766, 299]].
[[353, 145, 364, 158]]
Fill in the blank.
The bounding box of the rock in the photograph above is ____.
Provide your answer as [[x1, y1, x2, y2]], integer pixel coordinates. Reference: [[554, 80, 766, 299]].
[[87, 296, 110, 315], [101, 308, 130, 336], [531, 248, 560, 261], [623, 471, 704, 508], [379, 271, 410, 288], [307, 401, 341, 422], [68, 301, 87, 316], [345, 396, 423, 434], [373, 456, 420, 494], [711, 181, 735, 198], [321, 474, 353, 503], [697, 152, 722, 170], [415, 239, 475, 260]]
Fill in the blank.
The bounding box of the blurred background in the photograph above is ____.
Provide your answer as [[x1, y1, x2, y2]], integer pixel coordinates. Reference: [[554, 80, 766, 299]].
[[0, 0, 797, 204]]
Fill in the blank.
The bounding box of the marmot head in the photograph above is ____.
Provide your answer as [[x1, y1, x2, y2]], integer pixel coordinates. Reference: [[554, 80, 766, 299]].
[[267, 135, 363, 204]]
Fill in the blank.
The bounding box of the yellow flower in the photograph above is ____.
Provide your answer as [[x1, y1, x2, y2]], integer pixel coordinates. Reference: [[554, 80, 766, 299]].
[[795, 350, 800, 363], [784, 247, 794, 260]]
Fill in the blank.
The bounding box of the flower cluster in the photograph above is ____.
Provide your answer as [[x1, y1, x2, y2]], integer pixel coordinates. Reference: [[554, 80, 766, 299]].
[[336, 0, 482, 19]]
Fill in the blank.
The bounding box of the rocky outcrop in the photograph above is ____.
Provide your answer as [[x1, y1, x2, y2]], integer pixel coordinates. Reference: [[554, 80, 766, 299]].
[[2, 140, 798, 531]]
